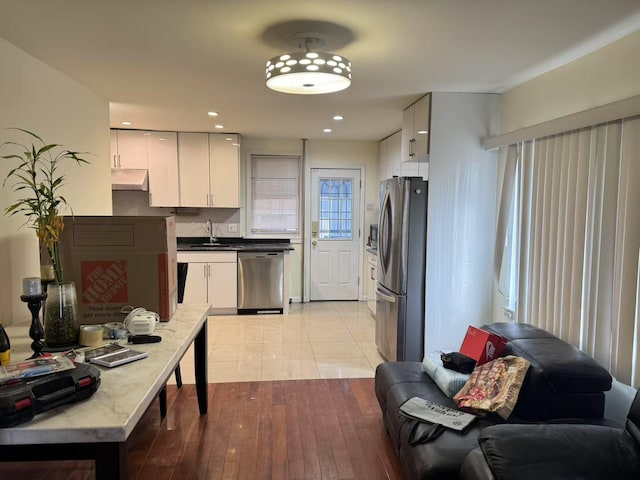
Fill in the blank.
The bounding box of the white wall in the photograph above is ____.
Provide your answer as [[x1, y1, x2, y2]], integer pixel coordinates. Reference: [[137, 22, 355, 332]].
[[501, 29, 640, 133], [0, 38, 111, 324], [425, 93, 500, 353]]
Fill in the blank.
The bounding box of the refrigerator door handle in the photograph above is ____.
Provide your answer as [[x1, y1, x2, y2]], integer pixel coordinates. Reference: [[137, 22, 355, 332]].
[[376, 288, 396, 303], [379, 189, 392, 275]]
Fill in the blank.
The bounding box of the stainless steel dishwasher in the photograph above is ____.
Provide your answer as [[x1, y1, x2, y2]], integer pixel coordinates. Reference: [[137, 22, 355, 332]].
[[237, 251, 284, 314]]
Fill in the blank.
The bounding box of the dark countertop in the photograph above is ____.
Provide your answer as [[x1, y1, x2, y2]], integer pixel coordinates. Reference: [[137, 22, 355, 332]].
[[177, 237, 294, 252]]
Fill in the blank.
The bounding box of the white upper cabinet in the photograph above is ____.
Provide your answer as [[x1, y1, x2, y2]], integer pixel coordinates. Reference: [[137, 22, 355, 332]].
[[110, 129, 148, 169], [147, 131, 179, 207], [379, 131, 400, 181], [178, 132, 210, 207], [177, 132, 240, 208], [401, 93, 431, 163], [380, 130, 423, 181], [209, 134, 240, 208]]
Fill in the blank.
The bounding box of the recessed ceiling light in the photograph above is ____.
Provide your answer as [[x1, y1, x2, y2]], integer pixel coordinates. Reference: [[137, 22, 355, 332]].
[[214, 124, 224, 129], [323, 128, 332, 133], [121, 121, 132, 126], [332, 115, 344, 121], [207, 111, 219, 117], [417, 130, 429, 134]]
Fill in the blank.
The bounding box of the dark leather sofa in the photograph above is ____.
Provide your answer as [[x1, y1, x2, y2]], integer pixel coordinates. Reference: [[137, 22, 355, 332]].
[[374, 322, 613, 480], [460, 388, 640, 480]]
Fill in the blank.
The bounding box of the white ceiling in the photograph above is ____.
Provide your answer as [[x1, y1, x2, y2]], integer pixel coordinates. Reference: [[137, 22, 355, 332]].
[[2, 0, 640, 141]]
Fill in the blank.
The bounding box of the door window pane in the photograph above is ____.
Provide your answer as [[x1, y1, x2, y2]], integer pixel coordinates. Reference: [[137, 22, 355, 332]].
[[318, 178, 353, 240]]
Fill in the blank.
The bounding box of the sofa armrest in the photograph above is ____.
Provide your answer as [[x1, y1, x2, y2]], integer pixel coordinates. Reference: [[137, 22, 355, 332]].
[[469, 424, 640, 480], [460, 448, 495, 480]]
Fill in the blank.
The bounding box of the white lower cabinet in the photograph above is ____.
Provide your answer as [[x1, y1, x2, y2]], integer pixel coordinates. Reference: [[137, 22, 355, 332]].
[[178, 252, 237, 313]]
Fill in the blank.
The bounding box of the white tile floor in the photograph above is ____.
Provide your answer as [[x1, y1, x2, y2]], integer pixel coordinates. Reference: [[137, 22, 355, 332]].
[[168, 301, 386, 384]]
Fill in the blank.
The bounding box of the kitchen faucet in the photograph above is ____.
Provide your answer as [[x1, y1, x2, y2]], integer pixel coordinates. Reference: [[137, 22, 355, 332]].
[[206, 219, 217, 243]]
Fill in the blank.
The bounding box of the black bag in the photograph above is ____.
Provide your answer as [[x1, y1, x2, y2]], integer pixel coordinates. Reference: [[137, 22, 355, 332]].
[[441, 351, 476, 374]]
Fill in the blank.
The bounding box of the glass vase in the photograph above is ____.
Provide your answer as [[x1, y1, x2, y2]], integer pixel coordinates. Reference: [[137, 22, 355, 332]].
[[44, 281, 79, 347]]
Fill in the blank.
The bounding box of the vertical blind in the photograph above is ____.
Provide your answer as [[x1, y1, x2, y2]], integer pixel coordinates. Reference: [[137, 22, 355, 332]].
[[514, 117, 640, 387]]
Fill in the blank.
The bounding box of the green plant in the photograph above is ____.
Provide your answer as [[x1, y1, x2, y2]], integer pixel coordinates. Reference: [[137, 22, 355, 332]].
[[1, 128, 89, 284]]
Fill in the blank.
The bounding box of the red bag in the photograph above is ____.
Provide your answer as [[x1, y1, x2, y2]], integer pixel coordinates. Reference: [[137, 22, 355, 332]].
[[459, 326, 507, 365]]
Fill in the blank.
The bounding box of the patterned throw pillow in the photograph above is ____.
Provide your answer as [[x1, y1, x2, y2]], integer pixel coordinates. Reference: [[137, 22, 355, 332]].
[[453, 355, 530, 419]]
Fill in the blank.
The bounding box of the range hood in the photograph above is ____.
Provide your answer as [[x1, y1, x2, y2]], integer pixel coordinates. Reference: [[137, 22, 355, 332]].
[[111, 168, 148, 191]]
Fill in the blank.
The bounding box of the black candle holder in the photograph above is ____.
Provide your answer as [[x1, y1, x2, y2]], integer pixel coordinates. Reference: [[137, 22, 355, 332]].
[[20, 293, 47, 359]]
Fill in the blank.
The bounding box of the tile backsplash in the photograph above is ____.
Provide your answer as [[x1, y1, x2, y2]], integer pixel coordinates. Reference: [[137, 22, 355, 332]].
[[112, 191, 241, 237]]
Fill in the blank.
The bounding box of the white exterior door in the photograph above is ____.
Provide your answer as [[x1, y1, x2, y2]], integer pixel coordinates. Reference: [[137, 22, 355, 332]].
[[309, 168, 361, 300]]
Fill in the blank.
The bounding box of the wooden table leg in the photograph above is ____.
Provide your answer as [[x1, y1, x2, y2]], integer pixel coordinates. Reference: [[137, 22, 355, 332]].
[[194, 320, 208, 414]]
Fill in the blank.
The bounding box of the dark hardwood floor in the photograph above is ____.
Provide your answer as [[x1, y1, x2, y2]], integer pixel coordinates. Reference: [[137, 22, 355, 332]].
[[0, 379, 404, 479]]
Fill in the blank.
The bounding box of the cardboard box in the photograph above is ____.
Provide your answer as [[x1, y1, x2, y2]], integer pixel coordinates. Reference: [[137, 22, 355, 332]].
[[459, 325, 507, 365], [59, 216, 177, 324]]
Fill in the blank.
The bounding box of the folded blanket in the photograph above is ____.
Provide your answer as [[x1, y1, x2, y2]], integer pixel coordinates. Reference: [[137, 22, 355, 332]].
[[422, 352, 471, 398]]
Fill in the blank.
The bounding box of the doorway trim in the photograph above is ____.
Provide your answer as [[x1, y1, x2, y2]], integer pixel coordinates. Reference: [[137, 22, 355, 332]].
[[303, 165, 366, 303]]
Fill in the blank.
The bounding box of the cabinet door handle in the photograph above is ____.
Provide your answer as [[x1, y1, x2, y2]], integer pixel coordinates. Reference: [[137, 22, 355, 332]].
[[117, 154, 121, 168], [409, 138, 416, 157], [113, 155, 117, 168]]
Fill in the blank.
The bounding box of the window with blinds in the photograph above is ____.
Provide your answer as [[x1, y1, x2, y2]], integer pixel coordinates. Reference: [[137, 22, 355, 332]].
[[502, 117, 640, 387], [249, 154, 301, 235]]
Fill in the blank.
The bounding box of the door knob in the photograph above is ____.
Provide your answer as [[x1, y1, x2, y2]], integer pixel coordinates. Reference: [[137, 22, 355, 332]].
[[312, 240, 317, 246]]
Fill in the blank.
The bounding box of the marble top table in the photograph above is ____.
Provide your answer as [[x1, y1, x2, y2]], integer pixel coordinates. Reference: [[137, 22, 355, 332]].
[[0, 303, 210, 480]]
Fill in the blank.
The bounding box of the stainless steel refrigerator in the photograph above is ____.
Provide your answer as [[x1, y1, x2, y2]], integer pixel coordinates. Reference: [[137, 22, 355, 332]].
[[375, 177, 428, 362]]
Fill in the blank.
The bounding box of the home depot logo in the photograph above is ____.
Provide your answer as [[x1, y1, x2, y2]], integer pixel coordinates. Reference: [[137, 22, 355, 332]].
[[81, 260, 128, 303]]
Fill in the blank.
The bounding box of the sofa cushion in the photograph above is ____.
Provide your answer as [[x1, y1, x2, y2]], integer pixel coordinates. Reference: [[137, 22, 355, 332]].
[[627, 389, 640, 446], [507, 337, 611, 393], [483, 323, 611, 394], [476, 423, 640, 480], [375, 362, 429, 412], [376, 362, 506, 480], [483, 322, 556, 340], [481, 323, 612, 420]]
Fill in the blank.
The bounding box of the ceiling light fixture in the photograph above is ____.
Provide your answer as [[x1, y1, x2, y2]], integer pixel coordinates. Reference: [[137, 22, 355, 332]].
[[323, 128, 332, 133], [121, 121, 132, 126], [207, 111, 219, 117], [214, 124, 224, 129], [333, 115, 344, 121], [265, 33, 351, 95]]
